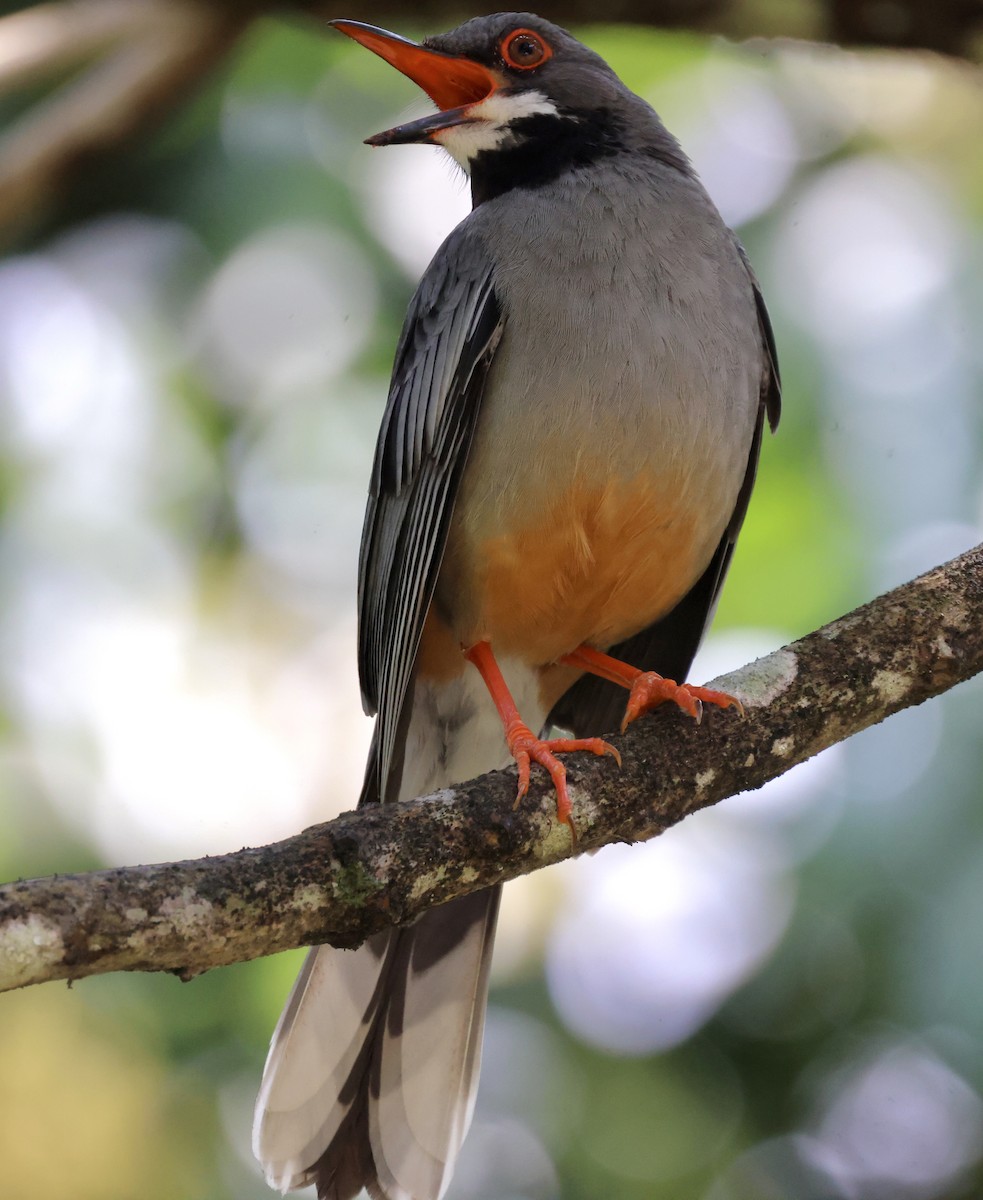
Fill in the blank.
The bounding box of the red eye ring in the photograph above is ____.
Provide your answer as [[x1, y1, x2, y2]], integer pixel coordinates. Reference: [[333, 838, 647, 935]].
[[500, 28, 552, 70]]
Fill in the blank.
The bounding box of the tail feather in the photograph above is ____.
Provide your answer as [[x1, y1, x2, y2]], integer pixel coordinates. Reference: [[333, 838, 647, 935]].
[[254, 888, 501, 1200], [253, 930, 391, 1189]]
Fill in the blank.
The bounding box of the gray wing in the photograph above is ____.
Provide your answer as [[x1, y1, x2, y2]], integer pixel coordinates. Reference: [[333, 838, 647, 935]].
[[358, 226, 504, 805], [548, 264, 781, 738]]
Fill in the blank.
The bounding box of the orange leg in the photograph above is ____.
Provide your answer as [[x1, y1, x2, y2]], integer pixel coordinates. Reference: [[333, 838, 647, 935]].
[[560, 643, 743, 733], [465, 641, 620, 832]]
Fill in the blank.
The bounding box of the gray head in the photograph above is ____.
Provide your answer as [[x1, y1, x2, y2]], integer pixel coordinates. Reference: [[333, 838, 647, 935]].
[[332, 12, 689, 202], [425, 12, 621, 104]]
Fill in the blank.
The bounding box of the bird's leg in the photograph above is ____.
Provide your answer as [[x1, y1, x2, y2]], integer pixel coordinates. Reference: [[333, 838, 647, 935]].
[[560, 643, 743, 733], [464, 640, 620, 830]]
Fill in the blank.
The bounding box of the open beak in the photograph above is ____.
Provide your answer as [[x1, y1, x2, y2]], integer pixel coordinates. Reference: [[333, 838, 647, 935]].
[[330, 19, 498, 145]]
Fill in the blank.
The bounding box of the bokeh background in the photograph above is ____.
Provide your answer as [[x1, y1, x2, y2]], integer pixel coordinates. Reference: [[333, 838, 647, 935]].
[[2, 11, 983, 1200]]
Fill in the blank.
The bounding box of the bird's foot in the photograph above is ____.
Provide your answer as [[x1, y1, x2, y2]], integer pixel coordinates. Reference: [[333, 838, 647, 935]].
[[620, 673, 743, 732], [505, 717, 620, 830], [465, 640, 621, 840], [560, 643, 743, 731]]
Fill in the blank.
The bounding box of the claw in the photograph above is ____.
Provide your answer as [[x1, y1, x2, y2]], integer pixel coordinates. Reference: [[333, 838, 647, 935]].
[[687, 685, 745, 717], [505, 717, 618, 835], [465, 640, 622, 846], [621, 672, 742, 731]]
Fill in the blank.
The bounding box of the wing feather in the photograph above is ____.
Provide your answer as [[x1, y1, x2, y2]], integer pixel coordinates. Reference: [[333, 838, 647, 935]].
[[357, 227, 503, 803]]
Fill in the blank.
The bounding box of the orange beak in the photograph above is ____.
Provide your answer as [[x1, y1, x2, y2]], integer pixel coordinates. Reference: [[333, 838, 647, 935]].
[[330, 20, 496, 111]]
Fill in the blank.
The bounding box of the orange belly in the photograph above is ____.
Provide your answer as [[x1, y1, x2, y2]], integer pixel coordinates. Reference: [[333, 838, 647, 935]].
[[423, 467, 725, 680]]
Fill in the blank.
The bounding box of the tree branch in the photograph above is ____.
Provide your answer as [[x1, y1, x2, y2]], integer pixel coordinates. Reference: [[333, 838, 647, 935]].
[[1, 543, 981, 994], [0, 0, 251, 243]]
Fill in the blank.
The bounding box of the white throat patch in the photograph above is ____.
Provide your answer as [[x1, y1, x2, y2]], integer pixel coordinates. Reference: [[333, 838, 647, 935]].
[[434, 89, 562, 171]]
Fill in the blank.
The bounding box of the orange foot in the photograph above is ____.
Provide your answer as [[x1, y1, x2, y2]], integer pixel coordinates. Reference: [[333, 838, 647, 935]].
[[505, 716, 621, 827], [465, 640, 620, 837], [561, 644, 743, 732], [620, 673, 743, 732]]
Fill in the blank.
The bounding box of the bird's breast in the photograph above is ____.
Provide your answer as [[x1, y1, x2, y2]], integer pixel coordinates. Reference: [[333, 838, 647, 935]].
[[419, 164, 761, 684], [477, 468, 715, 660], [431, 447, 735, 676]]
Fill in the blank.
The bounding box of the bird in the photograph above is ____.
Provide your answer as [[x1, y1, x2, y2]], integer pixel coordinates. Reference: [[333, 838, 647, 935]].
[[253, 12, 780, 1200]]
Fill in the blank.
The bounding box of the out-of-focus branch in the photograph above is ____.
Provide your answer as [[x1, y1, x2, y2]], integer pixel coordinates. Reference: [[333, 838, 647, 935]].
[[0, 0, 250, 242], [0, 0, 158, 93], [1, 543, 981, 995], [294, 0, 983, 57], [0, 0, 980, 245]]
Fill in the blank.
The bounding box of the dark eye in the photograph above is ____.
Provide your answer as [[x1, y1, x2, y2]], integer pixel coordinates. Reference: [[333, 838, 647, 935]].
[[501, 29, 551, 70]]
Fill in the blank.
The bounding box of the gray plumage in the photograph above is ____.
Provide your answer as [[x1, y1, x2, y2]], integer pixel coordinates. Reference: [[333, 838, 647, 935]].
[[254, 13, 780, 1200]]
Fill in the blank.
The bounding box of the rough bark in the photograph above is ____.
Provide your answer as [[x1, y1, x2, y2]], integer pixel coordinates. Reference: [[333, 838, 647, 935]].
[[1, 543, 981, 995]]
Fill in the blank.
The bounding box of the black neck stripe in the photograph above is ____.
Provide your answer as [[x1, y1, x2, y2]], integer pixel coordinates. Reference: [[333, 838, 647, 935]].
[[469, 107, 625, 206]]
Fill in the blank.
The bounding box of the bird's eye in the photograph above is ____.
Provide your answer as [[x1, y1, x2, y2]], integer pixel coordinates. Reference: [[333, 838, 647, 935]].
[[501, 29, 551, 70]]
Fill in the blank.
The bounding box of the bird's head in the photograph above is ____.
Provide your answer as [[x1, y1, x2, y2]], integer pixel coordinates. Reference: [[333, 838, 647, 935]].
[[331, 12, 685, 202]]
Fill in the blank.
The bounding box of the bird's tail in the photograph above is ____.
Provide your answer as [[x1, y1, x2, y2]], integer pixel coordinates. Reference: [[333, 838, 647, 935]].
[[253, 886, 501, 1200]]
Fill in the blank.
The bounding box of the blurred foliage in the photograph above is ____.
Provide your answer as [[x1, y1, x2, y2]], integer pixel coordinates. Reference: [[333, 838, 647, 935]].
[[2, 13, 983, 1200]]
